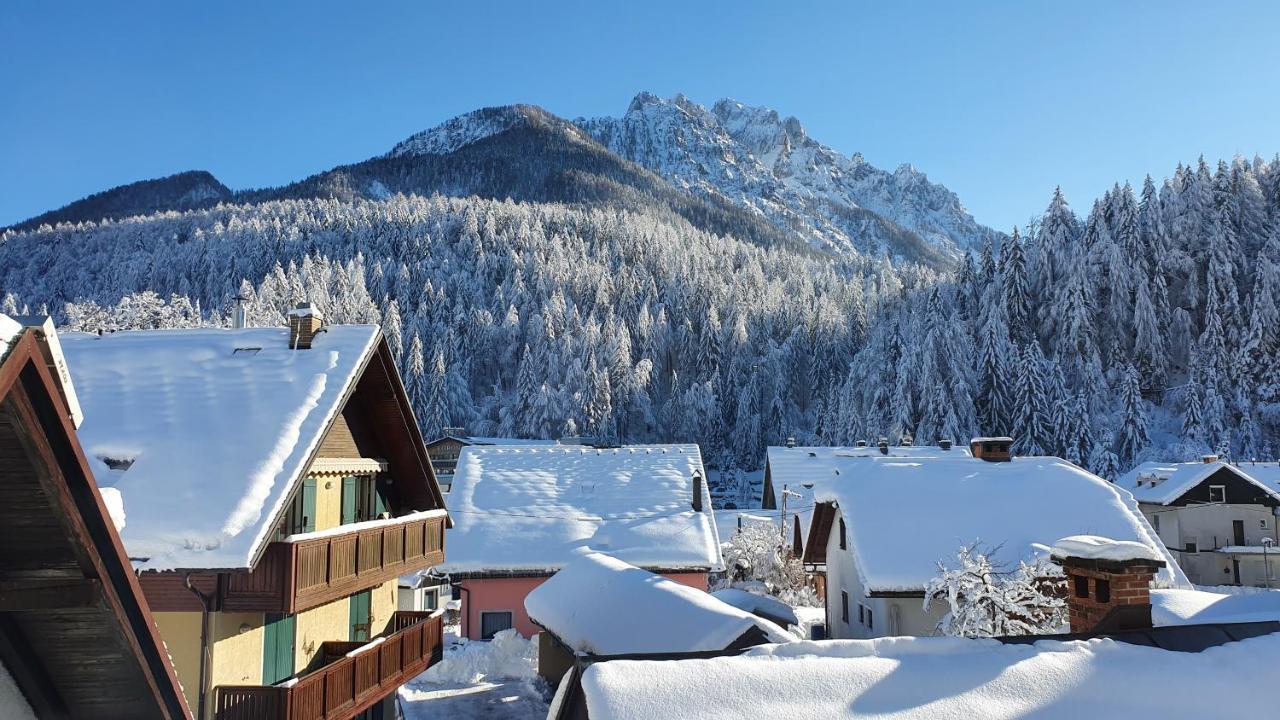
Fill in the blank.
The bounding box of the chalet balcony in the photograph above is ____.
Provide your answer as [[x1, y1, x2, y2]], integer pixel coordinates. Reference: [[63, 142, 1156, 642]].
[[214, 611, 443, 720], [222, 510, 446, 614]]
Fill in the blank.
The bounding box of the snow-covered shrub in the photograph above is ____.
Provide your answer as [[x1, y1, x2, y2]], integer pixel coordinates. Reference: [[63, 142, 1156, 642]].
[[924, 542, 1066, 637], [716, 519, 819, 607], [418, 629, 537, 685]]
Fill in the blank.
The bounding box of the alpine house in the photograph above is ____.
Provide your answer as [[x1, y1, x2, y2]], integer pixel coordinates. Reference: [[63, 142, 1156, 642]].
[[437, 443, 722, 640], [801, 438, 1185, 639], [61, 306, 450, 720]]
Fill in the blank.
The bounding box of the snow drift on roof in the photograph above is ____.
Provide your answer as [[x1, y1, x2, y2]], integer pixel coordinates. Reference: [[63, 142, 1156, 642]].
[[438, 444, 721, 574], [1117, 461, 1280, 505], [577, 633, 1280, 719], [710, 588, 800, 627], [1050, 535, 1163, 563], [63, 325, 380, 570], [1152, 588, 1280, 627], [812, 455, 1184, 592], [524, 553, 788, 655]]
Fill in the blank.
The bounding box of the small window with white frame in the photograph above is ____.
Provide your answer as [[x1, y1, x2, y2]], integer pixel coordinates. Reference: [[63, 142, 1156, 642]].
[[1208, 485, 1226, 503]]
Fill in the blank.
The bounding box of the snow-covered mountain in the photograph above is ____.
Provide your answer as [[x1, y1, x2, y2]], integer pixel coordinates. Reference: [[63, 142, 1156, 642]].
[[578, 93, 1000, 262]]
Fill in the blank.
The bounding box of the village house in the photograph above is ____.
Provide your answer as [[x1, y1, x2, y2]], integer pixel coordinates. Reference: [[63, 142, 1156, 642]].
[[801, 437, 1184, 639], [564, 535, 1280, 720], [424, 430, 559, 493], [1118, 457, 1280, 587], [525, 553, 790, 683], [0, 316, 191, 720], [61, 307, 450, 720], [438, 443, 722, 640]]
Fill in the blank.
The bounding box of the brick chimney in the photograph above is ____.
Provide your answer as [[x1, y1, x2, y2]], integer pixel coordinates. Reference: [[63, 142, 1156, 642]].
[[970, 437, 1013, 462], [1051, 536, 1166, 634], [287, 303, 324, 349]]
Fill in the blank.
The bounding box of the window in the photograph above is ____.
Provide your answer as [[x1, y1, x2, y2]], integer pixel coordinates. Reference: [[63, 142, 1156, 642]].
[[1209, 485, 1226, 504], [865, 607, 873, 630], [1073, 575, 1089, 598], [480, 611, 514, 640], [262, 613, 296, 685], [838, 518, 847, 550], [342, 475, 390, 524], [1185, 541, 1199, 554], [1153, 515, 1160, 533], [1095, 578, 1111, 603], [857, 603, 864, 624], [277, 478, 316, 539], [841, 591, 849, 623], [423, 588, 439, 611]]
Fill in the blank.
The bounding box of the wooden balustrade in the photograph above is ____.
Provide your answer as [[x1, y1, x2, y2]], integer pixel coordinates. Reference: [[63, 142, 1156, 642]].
[[220, 513, 445, 613], [215, 611, 443, 720]]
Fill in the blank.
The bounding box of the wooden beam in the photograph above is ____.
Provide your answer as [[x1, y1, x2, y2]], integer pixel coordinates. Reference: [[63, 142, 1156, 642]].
[[0, 578, 102, 611]]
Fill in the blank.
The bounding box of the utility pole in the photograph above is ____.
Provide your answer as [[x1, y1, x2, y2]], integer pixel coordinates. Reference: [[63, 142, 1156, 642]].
[[1264, 538, 1275, 590]]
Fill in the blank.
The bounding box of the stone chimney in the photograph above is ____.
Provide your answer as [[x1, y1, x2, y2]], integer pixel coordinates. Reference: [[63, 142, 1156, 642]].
[[287, 303, 324, 349], [970, 437, 1013, 462], [855, 440, 867, 448], [785, 436, 796, 448], [939, 439, 953, 451], [877, 438, 889, 455], [1202, 454, 1219, 464], [1050, 535, 1166, 634]]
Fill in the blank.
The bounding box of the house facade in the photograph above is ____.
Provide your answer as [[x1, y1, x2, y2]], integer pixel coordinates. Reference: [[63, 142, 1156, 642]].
[[1118, 458, 1280, 587], [62, 308, 449, 720], [439, 443, 722, 640], [802, 438, 1183, 639], [0, 317, 191, 720]]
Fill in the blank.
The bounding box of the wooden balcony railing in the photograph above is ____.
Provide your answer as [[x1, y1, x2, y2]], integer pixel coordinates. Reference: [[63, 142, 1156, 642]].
[[214, 611, 443, 720], [222, 512, 446, 613]]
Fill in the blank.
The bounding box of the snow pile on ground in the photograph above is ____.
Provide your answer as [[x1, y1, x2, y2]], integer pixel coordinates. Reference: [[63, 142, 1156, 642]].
[[578, 633, 1280, 719], [418, 630, 537, 685], [1049, 535, 1163, 563], [98, 486, 126, 531], [711, 588, 800, 627], [1152, 587, 1280, 626], [439, 444, 721, 574], [526, 553, 792, 655], [812, 454, 1183, 592], [61, 325, 379, 570]]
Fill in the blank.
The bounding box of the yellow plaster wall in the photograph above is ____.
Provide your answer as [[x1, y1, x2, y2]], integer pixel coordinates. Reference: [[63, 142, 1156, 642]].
[[312, 474, 343, 531], [208, 611, 266, 693], [153, 611, 203, 714], [371, 577, 399, 631], [296, 594, 350, 672]]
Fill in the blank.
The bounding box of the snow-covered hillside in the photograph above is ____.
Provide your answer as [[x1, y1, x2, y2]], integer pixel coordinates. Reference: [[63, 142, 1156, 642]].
[[578, 92, 1000, 263]]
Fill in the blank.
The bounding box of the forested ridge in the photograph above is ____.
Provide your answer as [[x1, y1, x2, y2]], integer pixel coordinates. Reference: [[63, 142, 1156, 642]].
[[1, 155, 1277, 500]]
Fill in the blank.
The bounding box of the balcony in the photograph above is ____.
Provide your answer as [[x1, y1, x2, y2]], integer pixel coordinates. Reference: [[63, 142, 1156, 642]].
[[223, 511, 446, 613], [214, 611, 443, 720]]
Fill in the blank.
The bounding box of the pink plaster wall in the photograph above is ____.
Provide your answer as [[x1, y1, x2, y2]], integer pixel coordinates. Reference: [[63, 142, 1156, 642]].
[[461, 572, 709, 640]]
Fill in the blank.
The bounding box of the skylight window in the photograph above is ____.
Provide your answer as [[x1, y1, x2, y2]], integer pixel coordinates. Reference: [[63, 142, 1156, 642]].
[[232, 347, 261, 356]]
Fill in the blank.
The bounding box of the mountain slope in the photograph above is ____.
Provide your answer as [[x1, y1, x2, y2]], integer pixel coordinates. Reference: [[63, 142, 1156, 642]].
[[578, 93, 999, 263], [9, 170, 231, 231]]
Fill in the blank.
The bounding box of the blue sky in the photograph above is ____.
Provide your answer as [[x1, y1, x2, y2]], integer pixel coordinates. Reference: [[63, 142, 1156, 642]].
[[2, 1, 1278, 230]]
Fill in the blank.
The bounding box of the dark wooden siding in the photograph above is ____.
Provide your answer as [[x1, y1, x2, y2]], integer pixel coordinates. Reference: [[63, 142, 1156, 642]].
[[1168, 466, 1280, 507]]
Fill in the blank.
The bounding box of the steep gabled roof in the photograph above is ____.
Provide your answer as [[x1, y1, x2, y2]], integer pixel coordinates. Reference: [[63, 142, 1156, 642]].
[[802, 454, 1184, 593], [0, 324, 190, 719], [440, 444, 721, 575], [1117, 461, 1280, 506], [62, 325, 387, 571]]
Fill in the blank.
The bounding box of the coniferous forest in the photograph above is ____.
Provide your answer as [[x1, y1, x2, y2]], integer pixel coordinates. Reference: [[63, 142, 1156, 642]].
[[1, 156, 1278, 501]]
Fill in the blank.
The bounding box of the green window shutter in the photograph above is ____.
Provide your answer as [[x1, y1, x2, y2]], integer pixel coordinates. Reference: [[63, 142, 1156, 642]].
[[341, 476, 358, 525], [349, 590, 371, 641], [301, 478, 317, 532], [263, 613, 296, 684], [374, 477, 389, 517]]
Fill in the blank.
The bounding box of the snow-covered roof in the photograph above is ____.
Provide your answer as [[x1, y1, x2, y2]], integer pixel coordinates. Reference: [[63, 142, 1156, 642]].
[[62, 325, 382, 570], [1233, 460, 1280, 495], [576, 634, 1280, 719], [1050, 535, 1164, 563], [439, 444, 721, 574], [430, 434, 561, 447], [1152, 588, 1280, 627], [766, 444, 971, 551], [525, 553, 789, 655], [1117, 460, 1280, 505], [710, 588, 800, 627], [0, 315, 22, 359], [811, 455, 1184, 592]]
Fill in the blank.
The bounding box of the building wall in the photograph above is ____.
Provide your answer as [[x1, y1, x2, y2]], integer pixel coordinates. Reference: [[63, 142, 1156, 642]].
[[153, 611, 204, 714], [460, 571, 709, 640], [1144, 502, 1280, 585], [207, 611, 267, 716], [295, 595, 349, 671]]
